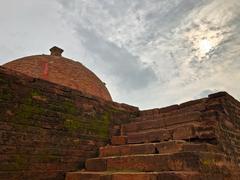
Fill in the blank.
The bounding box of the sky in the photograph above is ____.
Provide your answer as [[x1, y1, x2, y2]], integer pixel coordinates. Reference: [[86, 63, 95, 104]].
[[0, 0, 240, 109]]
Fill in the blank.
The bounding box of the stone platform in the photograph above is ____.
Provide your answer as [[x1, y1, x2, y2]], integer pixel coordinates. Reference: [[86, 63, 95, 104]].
[[66, 92, 240, 180]]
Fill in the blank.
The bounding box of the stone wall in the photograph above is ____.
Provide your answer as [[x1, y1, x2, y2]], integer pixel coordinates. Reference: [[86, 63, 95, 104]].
[[0, 67, 138, 180], [1, 65, 239, 180], [207, 92, 240, 165], [65, 91, 240, 180], [134, 92, 240, 166]]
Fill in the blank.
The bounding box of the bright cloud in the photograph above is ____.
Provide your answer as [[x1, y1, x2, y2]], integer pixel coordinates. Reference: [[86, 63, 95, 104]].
[[57, 0, 240, 109], [0, 0, 240, 109]]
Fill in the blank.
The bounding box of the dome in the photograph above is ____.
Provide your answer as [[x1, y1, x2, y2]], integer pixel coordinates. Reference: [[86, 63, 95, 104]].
[[3, 47, 112, 101]]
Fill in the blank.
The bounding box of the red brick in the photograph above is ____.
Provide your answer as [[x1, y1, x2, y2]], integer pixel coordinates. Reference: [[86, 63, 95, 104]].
[[122, 111, 201, 135], [64, 171, 240, 180], [112, 173, 157, 180], [173, 125, 195, 140], [128, 129, 171, 144], [111, 136, 127, 145], [100, 143, 155, 157], [158, 105, 179, 113], [3, 54, 112, 101], [66, 172, 111, 180], [104, 152, 231, 172], [86, 158, 107, 171]]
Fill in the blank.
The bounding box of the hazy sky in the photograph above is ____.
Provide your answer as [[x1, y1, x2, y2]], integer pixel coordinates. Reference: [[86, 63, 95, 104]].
[[0, 0, 240, 109]]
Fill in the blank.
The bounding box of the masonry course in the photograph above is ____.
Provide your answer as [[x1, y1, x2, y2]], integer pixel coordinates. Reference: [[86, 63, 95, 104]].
[[0, 66, 137, 179]]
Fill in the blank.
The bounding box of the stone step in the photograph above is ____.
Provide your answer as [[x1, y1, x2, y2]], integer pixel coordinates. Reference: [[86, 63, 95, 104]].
[[85, 152, 235, 173], [100, 140, 219, 157], [138, 98, 206, 118], [65, 171, 240, 180], [122, 111, 202, 134], [132, 110, 188, 122], [111, 136, 127, 145], [126, 124, 216, 144]]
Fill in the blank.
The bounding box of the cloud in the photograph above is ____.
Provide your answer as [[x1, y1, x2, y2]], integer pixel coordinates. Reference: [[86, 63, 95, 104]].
[[195, 89, 218, 99], [0, 0, 80, 63], [75, 25, 157, 91], [56, 0, 240, 108], [0, 0, 239, 109]]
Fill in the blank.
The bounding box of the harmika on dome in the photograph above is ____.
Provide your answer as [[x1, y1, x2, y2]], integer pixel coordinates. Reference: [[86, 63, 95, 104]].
[[3, 46, 112, 101]]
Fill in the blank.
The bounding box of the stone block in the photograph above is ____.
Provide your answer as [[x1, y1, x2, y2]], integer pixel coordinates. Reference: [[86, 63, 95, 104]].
[[107, 152, 233, 172], [111, 136, 127, 145], [86, 158, 107, 171], [128, 129, 171, 144], [66, 172, 111, 180], [172, 125, 195, 140], [100, 143, 155, 157]]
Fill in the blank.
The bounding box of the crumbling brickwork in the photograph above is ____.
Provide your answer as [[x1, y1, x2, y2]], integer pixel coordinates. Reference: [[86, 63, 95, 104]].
[[1, 64, 240, 180], [66, 92, 240, 180], [207, 92, 240, 165], [0, 67, 138, 179]]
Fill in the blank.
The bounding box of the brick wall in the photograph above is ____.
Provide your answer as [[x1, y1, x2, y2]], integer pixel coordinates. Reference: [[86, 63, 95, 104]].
[[0, 67, 138, 180], [135, 92, 240, 166], [207, 92, 240, 165], [1, 64, 239, 179]]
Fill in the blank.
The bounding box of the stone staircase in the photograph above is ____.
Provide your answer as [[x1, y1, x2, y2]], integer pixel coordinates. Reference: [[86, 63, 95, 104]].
[[66, 96, 240, 180]]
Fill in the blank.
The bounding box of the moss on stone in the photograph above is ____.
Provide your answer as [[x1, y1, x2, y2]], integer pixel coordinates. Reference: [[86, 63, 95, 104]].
[[12, 154, 28, 171], [100, 111, 111, 138], [82, 111, 111, 139], [0, 88, 13, 101], [63, 111, 111, 139], [0, 154, 28, 171], [108, 107, 123, 113], [201, 158, 215, 166], [31, 89, 41, 97], [0, 76, 8, 84], [31, 89, 48, 102], [13, 104, 45, 124], [36, 150, 60, 163], [62, 100, 78, 114], [64, 115, 85, 132], [200, 157, 224, 174], [11, 89, 46, 123]]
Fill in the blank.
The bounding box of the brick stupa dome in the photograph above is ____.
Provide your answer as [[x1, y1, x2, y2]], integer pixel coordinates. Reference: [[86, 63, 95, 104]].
[[3, 46, 112, 101]]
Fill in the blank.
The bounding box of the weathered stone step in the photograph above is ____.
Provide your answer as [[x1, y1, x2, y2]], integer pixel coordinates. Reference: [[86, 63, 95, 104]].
[[126, 124, 216, 144], [122, 111, 202, 134], [65, 171, 240, 180], [132, 110, 192, 123], [85, 152, 234, 173], [138, 98, 207, 119], [100, 140, 219, 157]]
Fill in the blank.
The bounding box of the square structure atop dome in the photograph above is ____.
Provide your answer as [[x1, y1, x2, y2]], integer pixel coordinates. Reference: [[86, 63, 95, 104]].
[[50, 46, 64, 56]]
